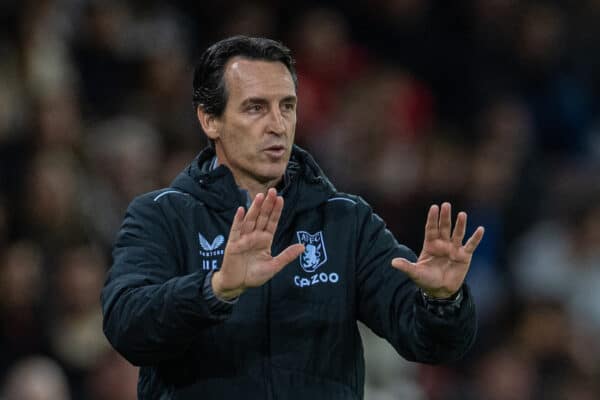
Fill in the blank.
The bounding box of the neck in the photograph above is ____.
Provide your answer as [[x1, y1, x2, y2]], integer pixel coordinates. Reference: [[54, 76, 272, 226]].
[[235, 175, 282, 200], [211, 151, 283, 200]]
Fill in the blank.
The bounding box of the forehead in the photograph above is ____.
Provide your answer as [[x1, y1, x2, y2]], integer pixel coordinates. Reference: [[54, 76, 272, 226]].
[[223, 57, 296, 101]]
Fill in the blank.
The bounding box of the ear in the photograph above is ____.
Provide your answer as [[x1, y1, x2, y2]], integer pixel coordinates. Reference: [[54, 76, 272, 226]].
[[197, 107, 221, 141]]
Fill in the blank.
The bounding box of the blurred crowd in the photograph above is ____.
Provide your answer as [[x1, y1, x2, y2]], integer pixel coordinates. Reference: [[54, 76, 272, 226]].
[[0, 0, 599, 399]]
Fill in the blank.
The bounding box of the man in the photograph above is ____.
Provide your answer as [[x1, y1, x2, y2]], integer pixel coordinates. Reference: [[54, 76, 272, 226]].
[[101, 36, 484, 399]]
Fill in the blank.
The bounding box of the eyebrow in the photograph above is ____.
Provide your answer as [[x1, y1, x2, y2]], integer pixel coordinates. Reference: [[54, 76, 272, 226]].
[[280, 95, 297, 104], [240, 95, 297, 108]]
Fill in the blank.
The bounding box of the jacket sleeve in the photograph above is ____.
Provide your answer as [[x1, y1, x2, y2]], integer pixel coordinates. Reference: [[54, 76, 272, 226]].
[[101, 195, 229, 366], [355, 200, 477, 364]]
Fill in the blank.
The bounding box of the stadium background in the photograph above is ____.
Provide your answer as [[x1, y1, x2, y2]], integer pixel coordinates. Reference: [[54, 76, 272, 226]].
[[0, 0, 599, 399]]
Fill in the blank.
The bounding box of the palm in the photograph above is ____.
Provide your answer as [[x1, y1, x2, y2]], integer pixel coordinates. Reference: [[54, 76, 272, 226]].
[[392, 203, 484, 299], [226, 230, 279, 286], [417, 237, 471, 293], [213, 189, 304, 299]]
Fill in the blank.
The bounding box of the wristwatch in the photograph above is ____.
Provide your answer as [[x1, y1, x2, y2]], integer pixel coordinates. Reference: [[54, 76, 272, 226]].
[[420, 288, 464, 317]]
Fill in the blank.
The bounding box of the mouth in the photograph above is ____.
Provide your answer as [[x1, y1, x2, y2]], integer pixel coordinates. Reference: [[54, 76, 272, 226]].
[[263, 145, 286, 158]]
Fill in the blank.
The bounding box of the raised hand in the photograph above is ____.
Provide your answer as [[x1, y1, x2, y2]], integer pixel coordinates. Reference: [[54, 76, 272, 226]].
[[391, 203, 484, 299], [211, 188, 305, 300]]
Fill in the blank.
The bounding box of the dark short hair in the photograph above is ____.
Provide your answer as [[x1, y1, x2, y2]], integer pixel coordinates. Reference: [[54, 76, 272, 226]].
[[192, 35, 297, 117]]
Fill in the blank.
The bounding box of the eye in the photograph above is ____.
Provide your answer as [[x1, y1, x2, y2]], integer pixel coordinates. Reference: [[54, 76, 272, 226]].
[[247, 104, 264, 113], [282, 102, 296, 112]]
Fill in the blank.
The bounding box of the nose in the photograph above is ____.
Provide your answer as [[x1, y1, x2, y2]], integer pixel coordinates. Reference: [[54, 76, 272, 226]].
[[267, 109, 286, 135]]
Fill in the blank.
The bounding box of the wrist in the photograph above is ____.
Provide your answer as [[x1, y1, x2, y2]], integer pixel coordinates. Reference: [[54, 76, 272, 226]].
[[422, 288, 460, 300], [211, 271, 243, 301], [421, 287, 463, 302], [419, 287, 464, 317]]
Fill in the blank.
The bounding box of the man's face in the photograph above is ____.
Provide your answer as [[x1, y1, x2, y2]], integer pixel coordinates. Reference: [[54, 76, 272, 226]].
[[206, 57, 297, 186]]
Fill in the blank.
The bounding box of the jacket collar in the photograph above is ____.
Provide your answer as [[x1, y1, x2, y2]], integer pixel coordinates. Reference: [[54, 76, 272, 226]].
[[170, 145, 336, 218]]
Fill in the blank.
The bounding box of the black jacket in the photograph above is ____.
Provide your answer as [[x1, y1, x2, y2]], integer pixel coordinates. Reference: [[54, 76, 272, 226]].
[[101, 145, 476, 399]]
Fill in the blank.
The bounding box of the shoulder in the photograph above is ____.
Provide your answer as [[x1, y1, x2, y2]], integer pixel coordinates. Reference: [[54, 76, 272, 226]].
[[320, 193, 377, 225], [123, 189, 192, 223], [326, 194, 360, 206], [149, 188, 190, 203], [325, 193, 371, 212], [127, 188, 192, 210]]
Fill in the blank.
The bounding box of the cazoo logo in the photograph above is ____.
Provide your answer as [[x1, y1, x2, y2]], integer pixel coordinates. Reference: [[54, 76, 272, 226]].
[[294, 272, 340, 287]]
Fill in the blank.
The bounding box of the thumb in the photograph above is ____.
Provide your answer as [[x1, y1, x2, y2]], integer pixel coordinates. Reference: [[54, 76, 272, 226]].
[[271, 244, 305, 272], [391, 257, 418, 280]]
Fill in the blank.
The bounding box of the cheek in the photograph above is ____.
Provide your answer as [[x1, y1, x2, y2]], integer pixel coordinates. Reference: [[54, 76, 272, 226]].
[[222, 124, 259, 159], [222, 120, 247, 145], [287, 115, 297, 134]]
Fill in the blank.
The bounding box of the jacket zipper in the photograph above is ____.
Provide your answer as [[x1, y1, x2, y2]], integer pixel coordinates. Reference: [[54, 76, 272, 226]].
[[265, 277, 274, 399], [265, 227, 295, 400], [264, 228, 276, 400]]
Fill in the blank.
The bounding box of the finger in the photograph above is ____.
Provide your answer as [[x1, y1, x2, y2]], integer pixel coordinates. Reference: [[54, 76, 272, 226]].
[[391, 257, 419, 281], [439, 202, 452, 240], [256, 188, 277, 231], [464, 226, 485, 254], [451, 211, 467, 246], [265, 196, 284, 234], [242, 193, 265, 234], [271, 243, 305, 272], [424, 204, 440, 241], [228, 207, 245, 242]]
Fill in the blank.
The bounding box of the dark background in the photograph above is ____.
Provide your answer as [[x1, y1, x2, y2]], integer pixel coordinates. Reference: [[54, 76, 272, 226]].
[[0, 0, 599, 399]]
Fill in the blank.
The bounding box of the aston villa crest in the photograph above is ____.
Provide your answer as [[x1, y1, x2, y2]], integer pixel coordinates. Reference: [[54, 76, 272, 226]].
[[296, 231, 328, 273]]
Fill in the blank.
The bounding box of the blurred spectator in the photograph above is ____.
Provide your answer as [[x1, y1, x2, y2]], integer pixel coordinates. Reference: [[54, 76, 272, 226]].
[[468, 343, 538, 400], [0, 44, 26, 144], [159, 148, 200, 187], [0, 197, 8, 247], [33, 90, 83, 152], [71, 1, 138, 117], [17, 149, 89, 250], [511, 186, 600, 326], [136, 48, 197, 147], [290, 7, 371, 140], [48, 244, 111, 398], [1, 356, 71, 400], [463, 97, 534, 325], [516, 2, 593, 158], [220, 2, 277, 38], [360, 323, 425, 400], [83, 116, 163, 246], [49, 245, 110, 371], [20, 0, 80, 99], [86, 350, 138, 400], [315, 66, 432, 199], [0, 242, 50, 378]]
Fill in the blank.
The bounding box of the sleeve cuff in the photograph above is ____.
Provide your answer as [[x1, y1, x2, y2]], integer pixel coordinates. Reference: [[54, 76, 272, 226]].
[[419, 287, 464, 318], [202, 271, 239, 317]]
